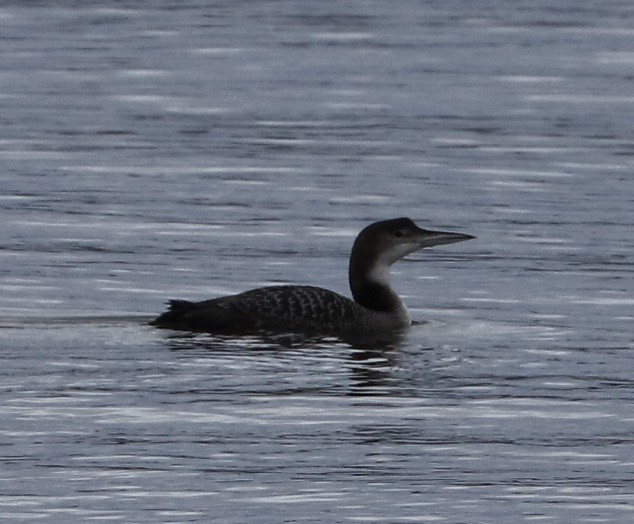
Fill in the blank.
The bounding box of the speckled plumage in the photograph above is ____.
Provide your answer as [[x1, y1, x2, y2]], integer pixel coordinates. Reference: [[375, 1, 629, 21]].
[[151, 285, 400, 336], [151, 218, 474, 338]]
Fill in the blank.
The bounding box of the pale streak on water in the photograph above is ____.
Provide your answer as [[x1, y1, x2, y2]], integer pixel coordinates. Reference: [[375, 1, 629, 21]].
[[0, 1, 633, 522]]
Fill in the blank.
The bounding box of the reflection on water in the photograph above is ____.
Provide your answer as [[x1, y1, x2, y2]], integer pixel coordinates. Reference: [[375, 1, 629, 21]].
[[1, 1, 633, 522], [1, 312, 633, 522]]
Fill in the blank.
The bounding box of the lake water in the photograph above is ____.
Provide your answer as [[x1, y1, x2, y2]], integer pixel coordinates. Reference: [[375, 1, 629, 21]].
[[1, 1, 632, 522]]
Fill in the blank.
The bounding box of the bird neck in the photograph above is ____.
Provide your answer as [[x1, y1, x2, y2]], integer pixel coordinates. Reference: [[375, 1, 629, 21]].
[[348, 256, 408, 317]]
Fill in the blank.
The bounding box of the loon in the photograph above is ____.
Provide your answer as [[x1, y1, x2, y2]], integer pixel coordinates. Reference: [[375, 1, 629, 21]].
[[150, 218, 474, 337]]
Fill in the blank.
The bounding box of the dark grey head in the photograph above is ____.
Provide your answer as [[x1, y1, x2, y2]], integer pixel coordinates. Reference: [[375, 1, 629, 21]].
[[352, 217, 474, 266]]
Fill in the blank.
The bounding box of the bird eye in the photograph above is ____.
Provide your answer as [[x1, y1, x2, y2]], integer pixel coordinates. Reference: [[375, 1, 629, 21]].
[[393, 229, 405, 238]]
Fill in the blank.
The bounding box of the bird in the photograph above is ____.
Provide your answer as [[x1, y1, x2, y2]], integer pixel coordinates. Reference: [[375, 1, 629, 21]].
[[150, 217, 474, 338]]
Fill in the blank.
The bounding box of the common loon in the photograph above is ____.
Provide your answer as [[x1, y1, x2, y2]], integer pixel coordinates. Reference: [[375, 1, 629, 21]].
[[150, 218, 474, 337]]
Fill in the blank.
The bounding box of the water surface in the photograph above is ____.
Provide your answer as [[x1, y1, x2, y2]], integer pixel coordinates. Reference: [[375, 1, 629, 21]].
[[1, 1, 632, 522]]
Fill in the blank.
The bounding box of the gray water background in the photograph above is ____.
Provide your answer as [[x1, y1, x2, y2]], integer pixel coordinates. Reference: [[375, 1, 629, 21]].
[[1, 1, 633, 522]]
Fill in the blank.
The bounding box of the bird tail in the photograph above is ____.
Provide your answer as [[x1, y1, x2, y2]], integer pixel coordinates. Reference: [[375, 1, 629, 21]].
[[149, 299, 196, 326]]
